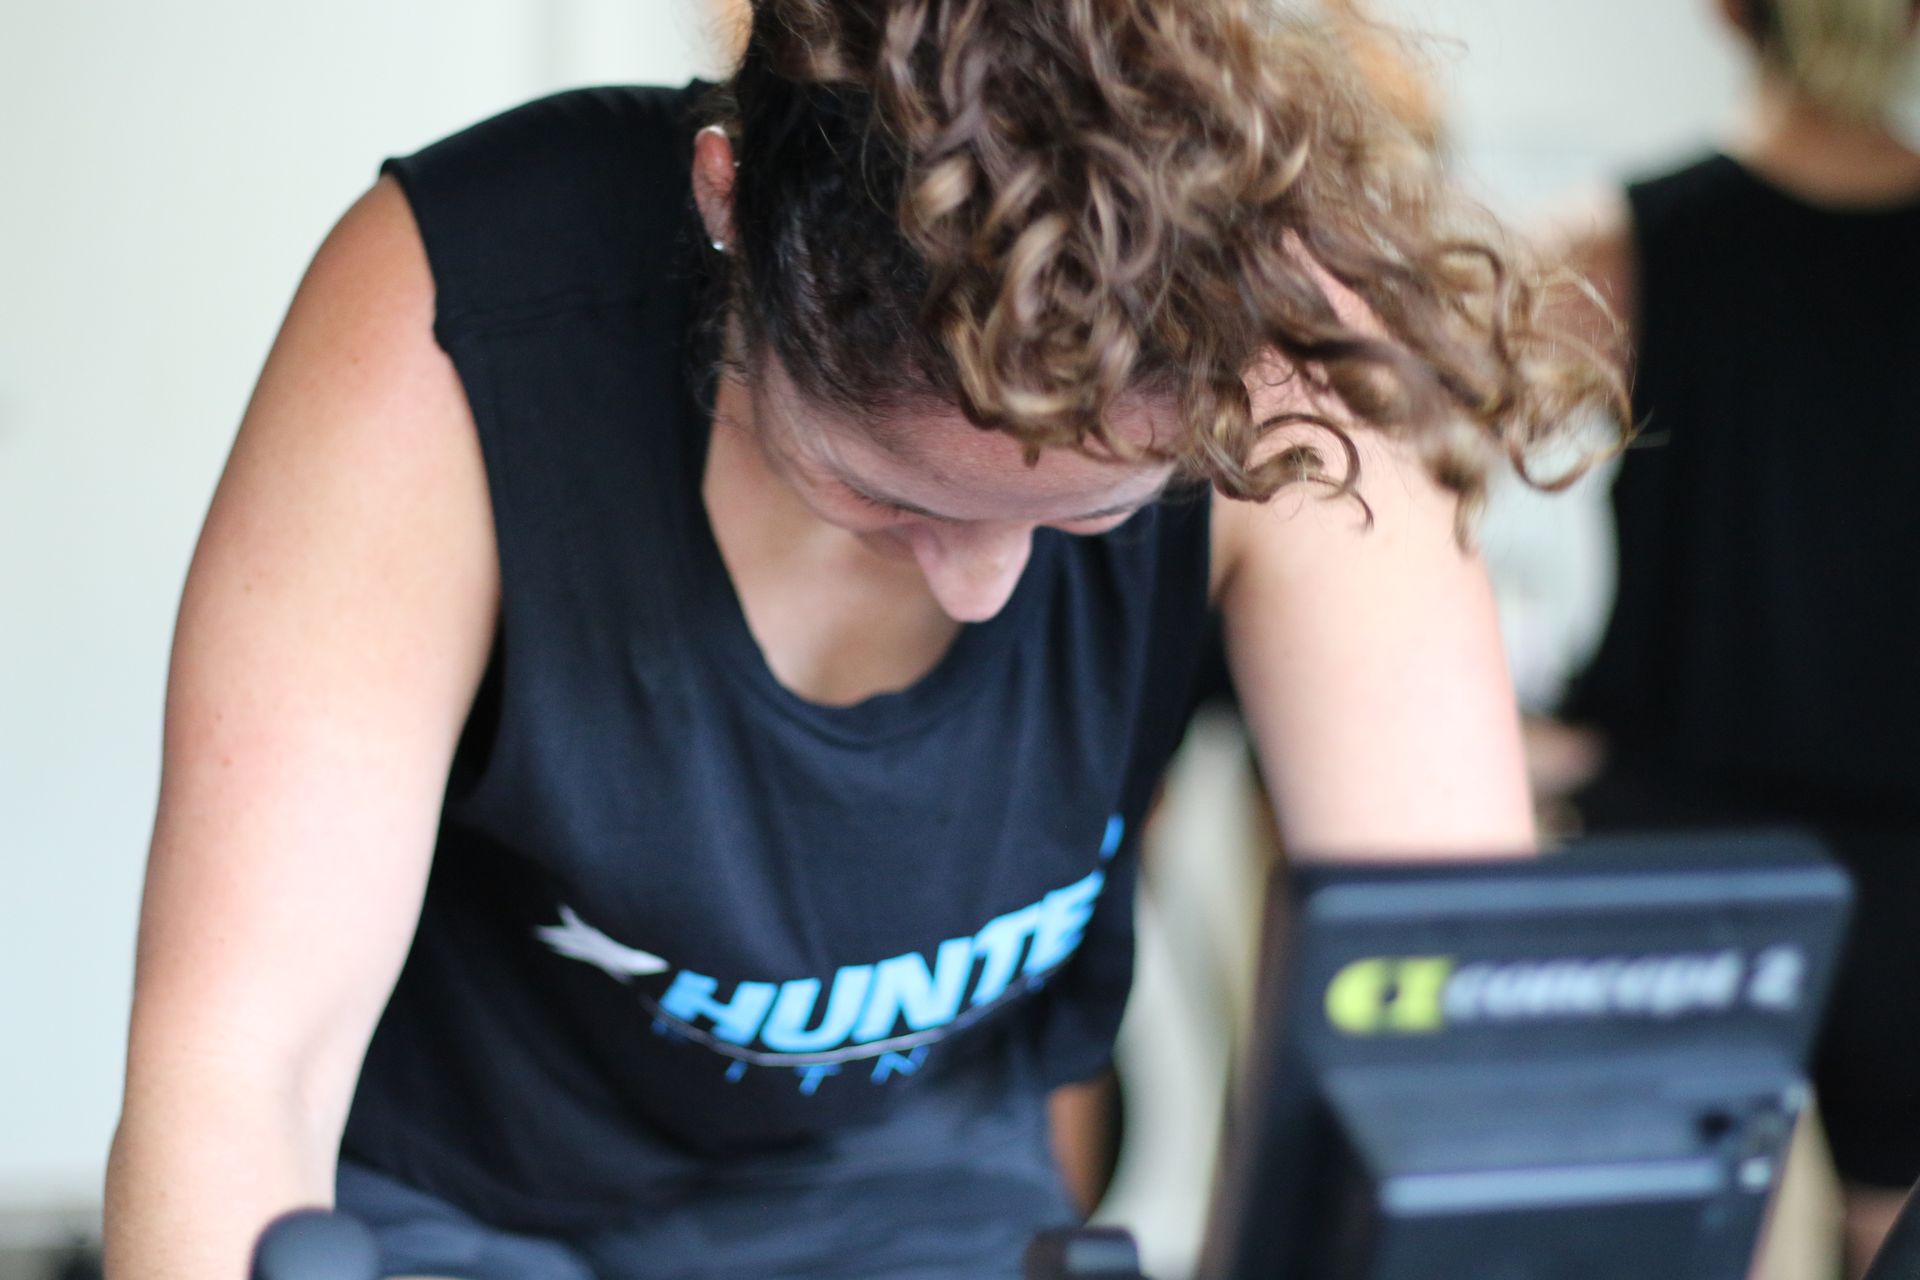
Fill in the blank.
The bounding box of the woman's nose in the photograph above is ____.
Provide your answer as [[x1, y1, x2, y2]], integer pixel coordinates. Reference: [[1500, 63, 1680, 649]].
[[908, 523, 1035, 623]]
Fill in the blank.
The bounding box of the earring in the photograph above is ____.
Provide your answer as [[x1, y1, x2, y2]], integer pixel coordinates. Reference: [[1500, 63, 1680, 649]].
[[711, 237, 728, 253]]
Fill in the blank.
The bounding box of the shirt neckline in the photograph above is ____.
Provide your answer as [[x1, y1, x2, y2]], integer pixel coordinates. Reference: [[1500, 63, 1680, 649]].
[[1709, 150, 1920, 221]]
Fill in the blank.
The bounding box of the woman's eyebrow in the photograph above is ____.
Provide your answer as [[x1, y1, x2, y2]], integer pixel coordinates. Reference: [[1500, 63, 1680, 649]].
[[838, 477, 954, 521], [839, 472, 1171, 522]]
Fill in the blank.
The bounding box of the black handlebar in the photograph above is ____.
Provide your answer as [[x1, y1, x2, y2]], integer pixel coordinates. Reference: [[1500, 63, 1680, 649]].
[[1023, 1226, 1149, 1279], [248, 1211, 1142, 1280], [250, 1210, 379, 1280]]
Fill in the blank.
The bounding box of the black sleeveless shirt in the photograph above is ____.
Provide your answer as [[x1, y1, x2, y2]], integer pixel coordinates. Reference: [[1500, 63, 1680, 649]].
[[1567, 153, 1920, 812], [338, 84, 1212, 1257]]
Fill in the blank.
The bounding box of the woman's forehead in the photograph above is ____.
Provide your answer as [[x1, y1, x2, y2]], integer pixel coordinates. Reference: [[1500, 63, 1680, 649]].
[[763, 373, 1176, 516]]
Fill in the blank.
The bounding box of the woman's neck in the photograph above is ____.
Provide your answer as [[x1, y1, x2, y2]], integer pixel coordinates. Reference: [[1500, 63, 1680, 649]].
[[1728, 79, 1920, 206]]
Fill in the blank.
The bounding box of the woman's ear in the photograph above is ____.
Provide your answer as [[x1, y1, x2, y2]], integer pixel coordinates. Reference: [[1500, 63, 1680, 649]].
[[693, 124, 738, 254]]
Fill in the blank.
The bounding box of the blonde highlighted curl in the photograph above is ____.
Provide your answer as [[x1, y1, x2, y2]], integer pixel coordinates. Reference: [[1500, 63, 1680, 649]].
[[707, 0, 1627, 529]]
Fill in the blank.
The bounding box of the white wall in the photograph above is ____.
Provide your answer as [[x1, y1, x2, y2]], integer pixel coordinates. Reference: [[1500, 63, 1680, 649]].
[[0, 1, 720, 1210], [1383, 0, 1746, 207], [0, 0, 1746, 1215]]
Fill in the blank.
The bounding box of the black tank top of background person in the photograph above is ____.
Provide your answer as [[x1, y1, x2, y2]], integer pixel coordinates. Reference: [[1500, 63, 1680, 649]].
[[337, 84, 1214, 1243], [1565, 153, 1920, 818]]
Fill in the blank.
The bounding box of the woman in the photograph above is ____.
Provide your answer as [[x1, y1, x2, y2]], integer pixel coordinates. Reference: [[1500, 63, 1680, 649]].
[[1548, 0, 1920, 1272], [104, 1, 1608, 1275]]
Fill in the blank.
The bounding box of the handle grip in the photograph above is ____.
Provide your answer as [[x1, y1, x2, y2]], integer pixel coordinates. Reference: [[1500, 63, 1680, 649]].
[[251, 1209, 380, 1280]]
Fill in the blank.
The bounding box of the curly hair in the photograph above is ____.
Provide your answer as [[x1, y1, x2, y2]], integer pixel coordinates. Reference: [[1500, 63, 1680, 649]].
[[705, 0, 1625, 530]]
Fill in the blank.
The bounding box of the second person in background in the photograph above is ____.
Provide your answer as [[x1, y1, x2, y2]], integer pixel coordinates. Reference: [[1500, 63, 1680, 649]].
[[1549, 0, 1920, 1273]]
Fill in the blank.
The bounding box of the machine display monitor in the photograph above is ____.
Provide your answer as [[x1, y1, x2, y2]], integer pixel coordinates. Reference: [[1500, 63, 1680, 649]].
[[1198, 831, 1851, 1280]]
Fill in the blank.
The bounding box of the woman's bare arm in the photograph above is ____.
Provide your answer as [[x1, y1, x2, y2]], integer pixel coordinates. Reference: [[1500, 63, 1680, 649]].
[[105, 176, 497, 1278], [1213, 429, 1535, 860]]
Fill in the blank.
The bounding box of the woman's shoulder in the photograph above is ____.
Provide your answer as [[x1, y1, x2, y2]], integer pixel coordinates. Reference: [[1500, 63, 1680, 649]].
[[383, 82, 712, 333]]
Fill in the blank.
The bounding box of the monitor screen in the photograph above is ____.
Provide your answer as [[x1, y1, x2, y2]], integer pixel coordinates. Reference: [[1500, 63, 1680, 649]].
[[1199, 831, 1851, 1280]]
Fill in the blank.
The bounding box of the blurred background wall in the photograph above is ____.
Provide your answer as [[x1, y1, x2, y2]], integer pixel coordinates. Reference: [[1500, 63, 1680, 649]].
[[0, 0, 1742, 1226]]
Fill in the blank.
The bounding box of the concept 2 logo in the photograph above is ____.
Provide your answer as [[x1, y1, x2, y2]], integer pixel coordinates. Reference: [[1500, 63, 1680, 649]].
[[1324, 945, 1811, 1036]]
